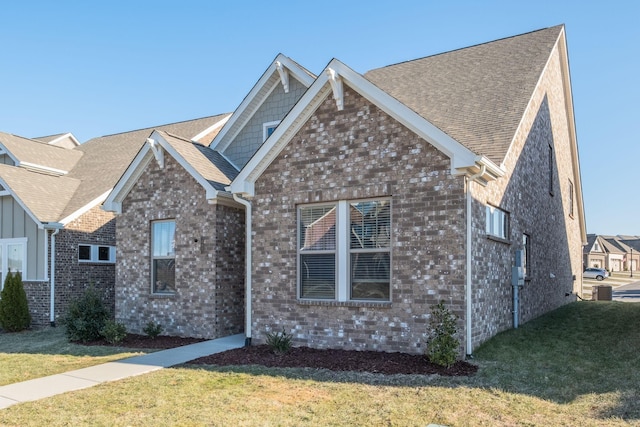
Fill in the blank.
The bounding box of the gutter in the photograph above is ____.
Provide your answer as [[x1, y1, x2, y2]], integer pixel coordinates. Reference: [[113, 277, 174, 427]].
[[44, 222, 64, 326], [232, 194, 252, 346]]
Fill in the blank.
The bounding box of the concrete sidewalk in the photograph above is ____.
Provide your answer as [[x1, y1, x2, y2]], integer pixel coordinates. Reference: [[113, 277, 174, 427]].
[[0, 333, 244, 410]]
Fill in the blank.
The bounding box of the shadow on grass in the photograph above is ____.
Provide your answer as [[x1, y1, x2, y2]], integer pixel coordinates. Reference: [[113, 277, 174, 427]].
[[180, 302, 640, 422]]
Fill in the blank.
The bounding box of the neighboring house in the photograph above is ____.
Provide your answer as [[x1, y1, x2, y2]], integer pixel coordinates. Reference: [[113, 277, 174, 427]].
[[103, 55, 315, 338], [0, 115, 229, 326], [584, 234, 640, 272], [228, 25, 586, 356]]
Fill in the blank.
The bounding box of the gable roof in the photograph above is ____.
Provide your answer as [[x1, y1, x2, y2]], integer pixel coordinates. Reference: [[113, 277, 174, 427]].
[[0, 164, 81, 223], [34, 132, 80, 147], [229, 57, 504, 197], [60, 114, 230, 221], [0, 131, 83, 174], [103, 129, 238, 214], [209, 54, 316, 153], [364, 25, 564, 166]]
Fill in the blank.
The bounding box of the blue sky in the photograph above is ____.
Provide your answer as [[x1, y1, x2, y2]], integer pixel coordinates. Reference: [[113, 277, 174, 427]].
[[0, 1, 638, 236]]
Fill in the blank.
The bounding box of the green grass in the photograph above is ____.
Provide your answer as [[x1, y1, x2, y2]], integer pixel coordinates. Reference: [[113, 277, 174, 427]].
[[1, 302, 639, 426], [0, 327, 147, 386]]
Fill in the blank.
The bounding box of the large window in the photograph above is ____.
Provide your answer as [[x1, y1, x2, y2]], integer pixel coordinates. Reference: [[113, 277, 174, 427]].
[[298, 199, 391, 302], [486, 205, 509, 240], [0, 238, 26, 290], [152, 220, 176, 294]]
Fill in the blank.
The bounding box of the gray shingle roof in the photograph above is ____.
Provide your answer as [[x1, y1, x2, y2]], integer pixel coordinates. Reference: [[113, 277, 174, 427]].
[[0, 131, 83, 173], [0, 164, 81, 222], [60, 114, 230, 218], [159, 131, 238, 192], [364, 25, 563, 165]]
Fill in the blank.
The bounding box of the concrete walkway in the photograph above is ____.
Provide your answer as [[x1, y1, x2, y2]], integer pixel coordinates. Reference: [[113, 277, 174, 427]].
[[0, 333, 244, 410]]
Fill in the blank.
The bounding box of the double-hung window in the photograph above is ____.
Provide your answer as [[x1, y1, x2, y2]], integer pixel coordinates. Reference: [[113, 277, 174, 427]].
[[298, 199, 391, 302], [485, 205, 509, 240], [0, 238, 27, 290], [151, 220, 176, 294]]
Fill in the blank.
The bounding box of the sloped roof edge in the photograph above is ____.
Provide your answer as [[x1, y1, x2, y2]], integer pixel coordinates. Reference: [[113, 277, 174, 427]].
[[229, 58, 502, 197]]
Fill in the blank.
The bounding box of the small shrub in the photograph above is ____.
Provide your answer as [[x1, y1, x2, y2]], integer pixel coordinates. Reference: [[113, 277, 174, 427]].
[[143, 321, 163, 339], [265, 328, 292, 354], [65, 287, 110, 342], [101, 320, 127, 345], [425, 301, 459, 368], [0, 271, 31, 332]]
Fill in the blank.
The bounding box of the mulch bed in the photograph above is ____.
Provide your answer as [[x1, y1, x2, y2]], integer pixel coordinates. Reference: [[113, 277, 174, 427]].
[[77, 333, 206, 349], [79, 334, 477, 376], [189, 345, 478, 377]]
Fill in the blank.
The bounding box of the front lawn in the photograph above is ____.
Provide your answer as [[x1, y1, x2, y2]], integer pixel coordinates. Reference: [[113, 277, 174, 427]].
[[0, 327, 147, 386], [0, 302, 638, 426]]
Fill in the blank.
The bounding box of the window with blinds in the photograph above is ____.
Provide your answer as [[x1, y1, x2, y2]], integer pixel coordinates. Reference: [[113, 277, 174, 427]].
[[298, 199, 391, 302]]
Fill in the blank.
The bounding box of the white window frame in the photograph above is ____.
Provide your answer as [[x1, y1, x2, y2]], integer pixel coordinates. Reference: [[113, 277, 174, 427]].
[[78, 244, 116, 263], [298, 199, 391, 302], [486, 205, 509, 240], [151, 219, 176, 294], [0, 238, 27, 290], [263, 120, 281, 142]]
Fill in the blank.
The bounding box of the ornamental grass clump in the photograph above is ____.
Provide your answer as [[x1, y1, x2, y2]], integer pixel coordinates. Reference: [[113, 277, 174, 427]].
[[265, 328, 292, 354], [425, 301, 459, 368], [0, 271, 31, 332]]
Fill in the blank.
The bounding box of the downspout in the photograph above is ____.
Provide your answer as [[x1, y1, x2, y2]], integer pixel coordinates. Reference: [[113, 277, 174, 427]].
[[44, 223, 63, 327], [233, 194, 252, 346], [465, 165, 485, 357]]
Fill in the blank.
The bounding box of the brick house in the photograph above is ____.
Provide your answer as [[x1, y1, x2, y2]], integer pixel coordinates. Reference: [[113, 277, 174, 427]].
[[227, 25, 586, 355], [0, 115, 228, 326], [584, 234, 640, 272], [103, 55, 314, 338]]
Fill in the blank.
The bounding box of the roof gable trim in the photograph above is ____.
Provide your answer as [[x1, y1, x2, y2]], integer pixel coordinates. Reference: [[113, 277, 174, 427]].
[[210, 54, 316, 152], [229, 59, 502, 196]]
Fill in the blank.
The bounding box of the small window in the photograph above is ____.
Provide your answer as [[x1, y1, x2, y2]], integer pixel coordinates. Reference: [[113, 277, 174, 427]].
[[78, 244, 116, 263], [523, 234, 531, 279], [152, 220, 176, 294], [568, 179, 574, 217], [79, 245, 91, 261], [263, 120, 281, 141], [486, 205, 509, 240], [548, 145, 554, 196], [0, 239, 27, 290]]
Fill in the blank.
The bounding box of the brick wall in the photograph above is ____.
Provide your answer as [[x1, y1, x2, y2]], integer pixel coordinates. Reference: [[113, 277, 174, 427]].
[[23, 280, 50, 326], [468, 45, 583, 349], [250, 86, 467, 355], [115, 154, 245, 338], [52, 206, 116, 324]]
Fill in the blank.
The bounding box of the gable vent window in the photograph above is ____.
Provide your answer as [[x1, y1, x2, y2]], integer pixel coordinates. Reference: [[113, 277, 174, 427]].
[[263, 120, 281, 141], [485, 205, 509, 241], [78, 244, 116, 263]]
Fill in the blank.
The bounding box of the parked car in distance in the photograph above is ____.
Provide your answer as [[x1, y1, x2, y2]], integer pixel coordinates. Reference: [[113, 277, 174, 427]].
[[583, 267, 609, 281]]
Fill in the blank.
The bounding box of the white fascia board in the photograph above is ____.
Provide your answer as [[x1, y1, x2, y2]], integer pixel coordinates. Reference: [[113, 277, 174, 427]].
[[229, 58, 480, 196], [0, 176, 46, 228], [59, 189, 113, 225], [18, 161, 68, 176], [191, 114, 231, 143], [48, 133, 80, 147], [102, 145, 153, 214], [152, 131, 219, 202], [210, 54, 316, 152]]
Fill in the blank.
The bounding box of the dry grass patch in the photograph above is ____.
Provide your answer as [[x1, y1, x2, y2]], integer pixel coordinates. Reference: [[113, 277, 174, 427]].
[[0, 327, 147, 385]]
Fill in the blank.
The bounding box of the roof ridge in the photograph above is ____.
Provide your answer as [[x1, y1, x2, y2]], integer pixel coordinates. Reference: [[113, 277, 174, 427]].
[[96, 113, 231, 139], [366, 24, 564, 73]]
